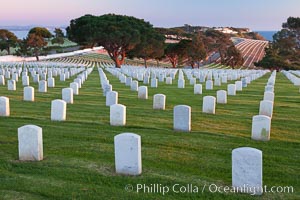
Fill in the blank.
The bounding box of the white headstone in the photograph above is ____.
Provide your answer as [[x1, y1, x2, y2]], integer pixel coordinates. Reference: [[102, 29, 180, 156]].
[[143, 76, 150, 84], [189, 78, 196, 85], [251, 115, 271, 141], [151, 78, 158, 88], [232, 147, 262, 195], [194, 84, 202, 94], [38, 80, 47, 93], [33, 74, 39, 83], [202, 96, 216, 114], [22, 75, 29, 86], [70, 82, 79, 95], [228, 84, 236, 96], [5, 71, 10, 79], [265, 85, 274, 92], [214, 78, 221, 86], [166, 77, 172, 84], [75, 78, 82, 89], [60, 74, 65, 81], [173, 105, 191, 132], [217, 90, 227, 104], [110, 104, 126, 126], [114, 133, 141, 175], [103, 84, 112, 96], [23, 86, 34, 101], [178, 79, 185, 88], [51, 99, 67, 121], [242, 78, 247, 87], [62, 88, 73, 104], [106, 91, 118, 106], [0, 96, 10, 116], [205, 80, 213, 90], [18, 125, 43, 161], [48, 77, 55, 87], [159, 74, 164, 82], [235, 81, 243, 91], [221, 76, 227, 83], [12, 73, 18, 82], [8, 80, 16, 91], [138, 86, 148, 99], [48, 71, 52, 78], [131, 81, 138, 91], [199, 74, 205, 83], [259, 100, 273, 118], [0, 75, 5, 85], [263, 92, 274, 102], [126, 77, 132, 86], [153, 94, 166, 110], [41, 73, 46, 80]]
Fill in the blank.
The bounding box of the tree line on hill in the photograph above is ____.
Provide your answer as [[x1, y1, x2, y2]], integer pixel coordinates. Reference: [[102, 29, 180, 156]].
[[66, 14, 244, 68], [255, 17, 300, 70], [0, 27, 65, 60], [1, 14, 244, 68]]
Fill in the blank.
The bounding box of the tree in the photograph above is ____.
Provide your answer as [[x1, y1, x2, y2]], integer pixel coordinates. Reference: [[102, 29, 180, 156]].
[[26, 33, 47, 61], [29, 27, 53, 38], [127, 29, 165, 67], [0, 29, 18, 55], [165, 40, 190, 68], [205, 30, 232, 63], [67, 14, 155, 68], [66, 15, 98, 47], [54, 28, 64, 38], [223, 45, 244, 69], [51, 28, 65, 45], [256, 17, 300, 70], [15, 39, 29, 57], [186, 34, 207, 68]]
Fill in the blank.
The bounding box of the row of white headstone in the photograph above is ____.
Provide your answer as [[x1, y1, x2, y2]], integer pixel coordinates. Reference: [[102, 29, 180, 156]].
[[0, 67, 93, 119], [281, 70, 300, 87], [104, 64, 268, 92], [1, 66, 85, 95], [16, 126, 263, 195], [97, 66, 269, 132], [251, 71, 276, 141]]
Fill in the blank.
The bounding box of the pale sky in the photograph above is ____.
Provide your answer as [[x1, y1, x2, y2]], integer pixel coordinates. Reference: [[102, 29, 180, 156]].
[[1, 0, 299, 30]]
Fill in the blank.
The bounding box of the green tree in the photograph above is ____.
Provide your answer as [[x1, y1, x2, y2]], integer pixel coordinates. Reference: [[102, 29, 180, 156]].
[[165, 40, 190, 68], [205, 30, 232, 63], [15, 39, 29, 57], [128, 29, 165, 67], [223, 45, 244, 69], [186, 34, 207, 68], [51, 28, 65, 45], [26, 33, 48, 61], [54, 28, 64, 38], [67, 14, 155, 68], [66, 15, 98, 47], [256, 17, 300, 70], [0, 29, 18, 55], [29, 27, 53, 38]]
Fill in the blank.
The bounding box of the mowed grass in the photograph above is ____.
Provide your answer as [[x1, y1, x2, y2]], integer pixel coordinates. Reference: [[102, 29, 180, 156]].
[[0, 66, 299, 200]]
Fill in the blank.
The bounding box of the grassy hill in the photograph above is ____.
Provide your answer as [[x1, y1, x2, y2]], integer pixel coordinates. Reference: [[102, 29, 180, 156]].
[[0, 38, 78, 56], [0, 63, 299, 199]]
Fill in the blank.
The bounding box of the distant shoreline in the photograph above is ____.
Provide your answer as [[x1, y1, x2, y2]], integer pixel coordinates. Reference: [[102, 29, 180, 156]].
[[0, 26, 277, 41], [255, 31, 277, 41]]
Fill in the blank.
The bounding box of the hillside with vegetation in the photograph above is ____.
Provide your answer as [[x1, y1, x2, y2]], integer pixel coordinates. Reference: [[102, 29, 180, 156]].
[[164, 25, 266, 41], [255, 17, 300, 70]]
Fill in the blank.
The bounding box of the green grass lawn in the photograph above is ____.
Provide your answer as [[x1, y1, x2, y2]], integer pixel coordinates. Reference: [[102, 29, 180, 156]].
[[0, 65, 299, 200]]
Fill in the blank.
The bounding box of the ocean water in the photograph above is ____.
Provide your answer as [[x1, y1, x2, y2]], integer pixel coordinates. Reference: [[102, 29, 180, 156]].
[[11, 30, 30, 39], [256, 31, 277, 41], [9, 28, 278, 41], [9, 29, 67, 39]]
